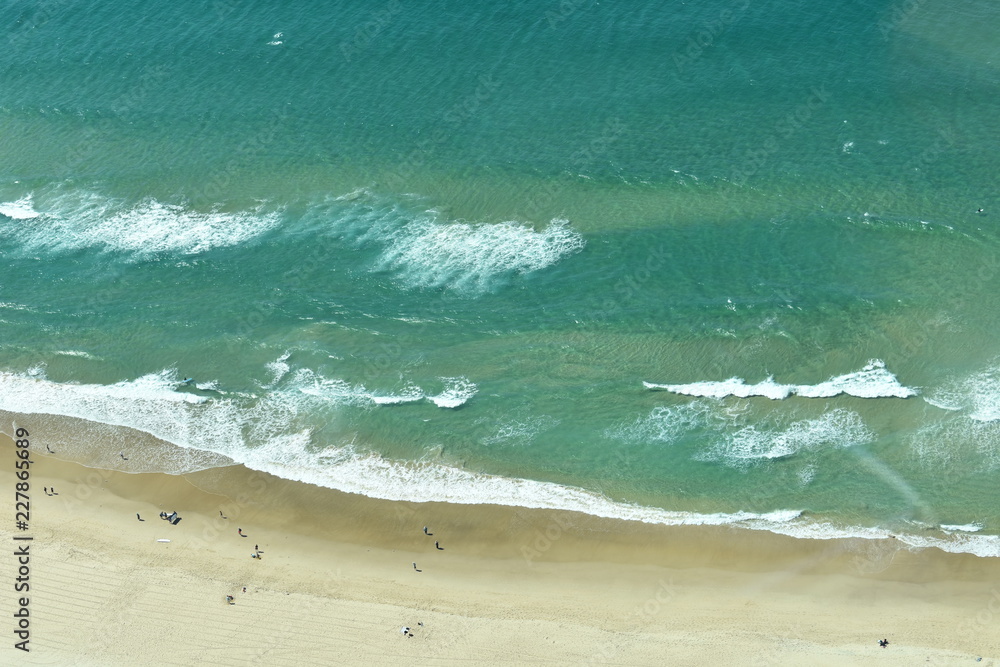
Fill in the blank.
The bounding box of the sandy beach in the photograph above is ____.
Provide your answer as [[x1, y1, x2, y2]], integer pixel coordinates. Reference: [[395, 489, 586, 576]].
[[2, 432, 998, 666]]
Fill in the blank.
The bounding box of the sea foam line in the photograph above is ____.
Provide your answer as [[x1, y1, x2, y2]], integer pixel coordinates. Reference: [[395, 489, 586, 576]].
[[243, 448, 1000, 558], [0, 368, 995, 557], [644, 359, 917, 399], [294, 368, 476, 409]]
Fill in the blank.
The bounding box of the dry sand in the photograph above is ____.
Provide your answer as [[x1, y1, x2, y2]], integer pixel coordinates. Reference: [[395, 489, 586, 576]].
[[1, 434, 998, 666]]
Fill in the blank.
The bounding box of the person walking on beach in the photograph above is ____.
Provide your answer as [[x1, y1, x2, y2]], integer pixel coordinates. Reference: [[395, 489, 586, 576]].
[[435, 541, 441, 550], [238, 528, 246, 537], [137, 513, 144, 521]]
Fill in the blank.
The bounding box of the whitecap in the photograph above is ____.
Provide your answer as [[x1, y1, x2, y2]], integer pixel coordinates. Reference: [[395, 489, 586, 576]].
[[940, 523, 982, 533], [0, 195, 40, 219], [377, 217, 584, 293], [2, 190, 281, 258], [645, 360, 916, 400], [426, 377, 477, 408]]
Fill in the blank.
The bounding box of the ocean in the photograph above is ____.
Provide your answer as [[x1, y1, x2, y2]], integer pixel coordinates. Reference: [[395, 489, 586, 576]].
[[2, 0, 1000, 555]]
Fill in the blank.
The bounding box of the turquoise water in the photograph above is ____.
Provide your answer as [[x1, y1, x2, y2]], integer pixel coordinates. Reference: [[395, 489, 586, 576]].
[[2, 0, 1000, 553]]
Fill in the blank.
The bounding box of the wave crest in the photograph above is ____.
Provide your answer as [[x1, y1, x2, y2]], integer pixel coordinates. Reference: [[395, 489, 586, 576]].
[[644, 360, 916, 399]]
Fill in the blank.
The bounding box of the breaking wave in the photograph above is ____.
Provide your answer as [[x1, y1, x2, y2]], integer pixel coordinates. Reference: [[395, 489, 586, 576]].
[[644, 360, 916, 399]]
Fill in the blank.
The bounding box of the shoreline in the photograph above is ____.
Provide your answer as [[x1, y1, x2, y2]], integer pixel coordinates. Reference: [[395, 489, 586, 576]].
[[5, 407, 996, 560], [3, 434, 999, 665]]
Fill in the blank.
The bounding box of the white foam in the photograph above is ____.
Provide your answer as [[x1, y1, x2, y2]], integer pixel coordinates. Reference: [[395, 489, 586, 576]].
[[925, 364, 1000, 422], [644, 377, 793, 400], [373, 215, 585, 293], [941, 523, 982, 533], [292, 367, 476, 409], [264, 351, 293, 387], [0, 368, 995, 558], [699, 409, 874, 466], [760, 519, 1000, 558], [3, 190, 281, 258], [481, 415, 560, 447], [0, 369, 249, 473], [426, 377, 477, 408], [0, 195, 40, 219], [293, 370, 376, 408], [797, 464, 816, 486], [371, 385, 425, 405], [908, 417, 1000, 472], [300, 194, 584, 293], [606, 401, 715, 445], [54, 350, 99, 360], [645, 360, 916, 400], [246, 440, 807, 528], [226, 445, 1000, 557]]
